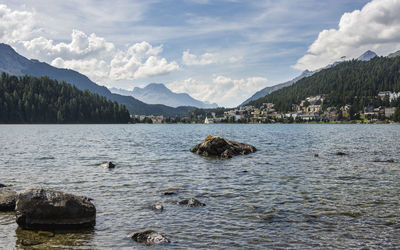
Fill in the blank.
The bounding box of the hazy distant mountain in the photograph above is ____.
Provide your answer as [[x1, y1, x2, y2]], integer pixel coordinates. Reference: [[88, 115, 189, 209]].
[[388, 50, 400, 58], [357, 50, 377, 61], [111, 83, 218, 108], [240, 70, 315, 106], [0, 43, 195, 116]]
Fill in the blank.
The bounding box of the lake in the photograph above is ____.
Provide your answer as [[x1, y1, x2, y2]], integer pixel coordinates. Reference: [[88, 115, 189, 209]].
[[0, 124, 399, 249]]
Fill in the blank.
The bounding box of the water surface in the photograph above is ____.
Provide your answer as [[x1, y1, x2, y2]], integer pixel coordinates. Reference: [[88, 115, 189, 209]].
[[0, 124, 399, 249]]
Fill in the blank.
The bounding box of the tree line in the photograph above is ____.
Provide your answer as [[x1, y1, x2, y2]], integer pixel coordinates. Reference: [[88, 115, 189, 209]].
[[0, 73, 131, 123], [249, 56, 400, 118]]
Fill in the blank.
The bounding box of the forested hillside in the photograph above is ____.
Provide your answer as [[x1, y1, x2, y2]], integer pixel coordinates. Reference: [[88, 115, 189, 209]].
[[0, 73, 131, 123], [250, 56, 400, 112]]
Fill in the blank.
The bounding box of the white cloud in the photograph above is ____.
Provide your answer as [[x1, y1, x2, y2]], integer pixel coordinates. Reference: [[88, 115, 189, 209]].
[[18, 29, 179, 83], [182, 50, 216, 66], [295, 0, 400, 70], [182, 50, 241, 66], [0, 4, 36, 43], [109, 42, 179, 80], [169, 75, 268, 107], [22, 29, 115, 60], [51, 57, 110, 82]]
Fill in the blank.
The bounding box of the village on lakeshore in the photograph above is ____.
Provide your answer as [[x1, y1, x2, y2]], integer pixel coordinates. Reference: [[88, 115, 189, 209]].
[[131, 91, 400, 124]]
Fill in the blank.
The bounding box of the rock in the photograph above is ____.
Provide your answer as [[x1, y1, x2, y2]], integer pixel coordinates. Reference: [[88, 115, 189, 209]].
[[38, 231, 55, 237], [16, 188, 96, 230], [190, 136, 257, 159], [151, 203, 164, 212], [178, 198, 206, 207], [100, 162, 115, 169], [0, 188, 17, 211], [163, 191, 177, 196], [129, 229, 170, 245], [336, 152, 347, 156], [314, 153, 319, 157], [20, 239, 43, 246], [373, 159, 395, 163]]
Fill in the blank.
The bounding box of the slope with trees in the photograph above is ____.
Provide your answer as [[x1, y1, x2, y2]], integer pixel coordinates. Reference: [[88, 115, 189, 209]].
[[0, 73, 131, 123], [250, 56, 400, 114]]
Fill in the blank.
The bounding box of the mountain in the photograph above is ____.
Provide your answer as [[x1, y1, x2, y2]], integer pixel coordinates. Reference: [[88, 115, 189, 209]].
[[241, 50, 379, 106], [0, 74, 130, 123], [240, 70, 315, 106], [110, 83, 218, 108], [0, 43, 195, 116], [388, 50, 400, 58], [250, 56, 400, 112], [357, 50, 377, 61]]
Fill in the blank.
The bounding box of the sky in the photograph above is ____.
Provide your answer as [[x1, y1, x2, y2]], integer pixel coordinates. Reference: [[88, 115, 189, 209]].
[[1, 0, 400, 107]]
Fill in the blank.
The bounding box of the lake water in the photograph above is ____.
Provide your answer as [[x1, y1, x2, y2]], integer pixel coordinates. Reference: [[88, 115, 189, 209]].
[[0, 124, 399, 249]]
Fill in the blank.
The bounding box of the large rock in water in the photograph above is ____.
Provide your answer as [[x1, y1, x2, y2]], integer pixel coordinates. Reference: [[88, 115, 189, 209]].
[[16, 188, 96, 230], [0, 188, 17, 211], [190, 136, 257, 159]]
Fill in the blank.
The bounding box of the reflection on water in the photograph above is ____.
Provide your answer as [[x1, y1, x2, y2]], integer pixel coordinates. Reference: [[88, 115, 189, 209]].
[[15, 227, 95, 249], [0, 124, 399, 249]]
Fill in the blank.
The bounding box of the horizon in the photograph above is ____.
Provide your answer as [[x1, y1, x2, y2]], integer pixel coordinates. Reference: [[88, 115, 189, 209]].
[[1, 0, 400, 107]]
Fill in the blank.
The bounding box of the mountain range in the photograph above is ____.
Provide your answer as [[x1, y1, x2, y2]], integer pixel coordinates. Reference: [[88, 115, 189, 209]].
[[0, 43, 195, 116], [110, 83, 218, 108], [241, 50, 381, 106]]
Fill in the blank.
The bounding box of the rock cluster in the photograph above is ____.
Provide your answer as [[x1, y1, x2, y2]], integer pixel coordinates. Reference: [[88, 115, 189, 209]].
[[190, 136, 257, 159]]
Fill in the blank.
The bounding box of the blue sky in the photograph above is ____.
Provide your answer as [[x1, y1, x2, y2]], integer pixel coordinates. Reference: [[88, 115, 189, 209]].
[[1, 0, 400, 107]]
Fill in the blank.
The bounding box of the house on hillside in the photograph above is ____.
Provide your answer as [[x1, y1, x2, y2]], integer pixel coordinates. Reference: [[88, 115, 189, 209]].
[[204, 117, 214, 124], [385, 107, 397, 118]]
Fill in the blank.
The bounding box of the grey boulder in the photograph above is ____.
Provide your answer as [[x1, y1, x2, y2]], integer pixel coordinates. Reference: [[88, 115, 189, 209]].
[[190, 136, 257, 159], [129, 229, 170, 245], [0, 188, 17, 211], [16, 188, 96, 230]]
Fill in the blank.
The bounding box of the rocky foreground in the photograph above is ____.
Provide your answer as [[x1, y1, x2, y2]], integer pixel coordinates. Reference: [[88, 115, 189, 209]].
[[190, 136, 257, 159]]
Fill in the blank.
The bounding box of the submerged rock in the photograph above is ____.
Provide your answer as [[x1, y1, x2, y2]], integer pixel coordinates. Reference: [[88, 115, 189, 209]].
[[190, 136, 257, 159], [16, 188, 96, 230], [178, 198, 206, 207], [151, 203, 164, 212], [0, 188, 17, 211], [129, 229, 170, 245], [163, 191, 177, 196], [100, 162, 115, 169], [373, 159, 395, 163]]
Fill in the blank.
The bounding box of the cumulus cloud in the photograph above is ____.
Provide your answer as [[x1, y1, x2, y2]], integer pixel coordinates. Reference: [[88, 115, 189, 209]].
[[110, 42, 179, 80], [18, 29, 179, 83], [169, 76, 268, 107], [51, 57, 110, 81], [182, 50, 241, 66], [294, 0, 400, 71], [23, 29, 115, 60], [0, 4, 36, 43]]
